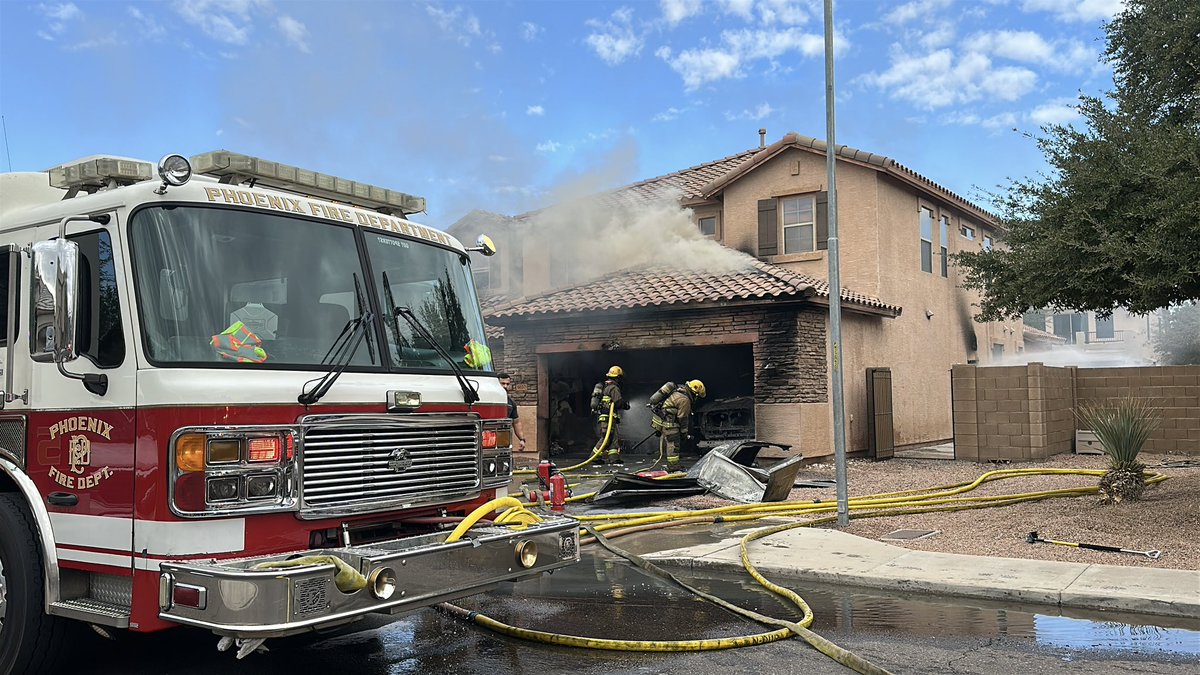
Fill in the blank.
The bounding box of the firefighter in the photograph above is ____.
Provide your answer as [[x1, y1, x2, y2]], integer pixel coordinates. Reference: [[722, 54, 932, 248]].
[[650, 379, 706, 471], [590, 365, 628, 464]]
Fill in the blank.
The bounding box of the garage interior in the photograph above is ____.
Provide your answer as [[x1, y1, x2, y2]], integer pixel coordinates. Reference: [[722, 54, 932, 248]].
[[543, 344, 755, 458]]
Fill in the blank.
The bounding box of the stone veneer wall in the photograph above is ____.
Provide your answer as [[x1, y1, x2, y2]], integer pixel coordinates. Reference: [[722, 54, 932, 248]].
[[953, 363, 1199, 460], [493, 305, 828, 455]]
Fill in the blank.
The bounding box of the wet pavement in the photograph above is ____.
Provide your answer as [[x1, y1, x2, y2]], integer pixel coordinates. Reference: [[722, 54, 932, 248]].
[[85, 533, 1199, 674]]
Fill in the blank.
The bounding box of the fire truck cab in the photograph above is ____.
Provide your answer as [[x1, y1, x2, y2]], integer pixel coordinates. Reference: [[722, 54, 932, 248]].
[[0, 152, 578, 672]]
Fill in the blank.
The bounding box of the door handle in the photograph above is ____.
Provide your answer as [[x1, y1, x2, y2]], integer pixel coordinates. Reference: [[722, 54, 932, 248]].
[[48, 492, 79, 507]]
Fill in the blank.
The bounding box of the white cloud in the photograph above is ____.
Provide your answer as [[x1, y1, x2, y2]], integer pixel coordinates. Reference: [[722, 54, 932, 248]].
[[1021, 0, 1125, 23], [1030, 98, 1081, 125], [276, 15, 310, 53], [536, 140, 561, 153], [426, 4, 485, 47], [526, 105, 545, 116], [176, 0, 268, 45], [920, 22, 956, 50], [753, 0, 809, 26], [968, 30, 1095, 72], [861, 49, 1039, 109], [66, 32, 120, 51], [521, 21, 542, 41], [36, 2, 81, 39], [982, 112, 1018, 129], [883, 0, 954, 26], [716, 0, 755, 21], [725, 103, 777, 121], [488, 155, 509, 162], [128, 7, 167, 41], [586, 7, 643, 65], [661, 0, 702, 25], [658, 27, 828, 89], [652, 106, 686, 122]]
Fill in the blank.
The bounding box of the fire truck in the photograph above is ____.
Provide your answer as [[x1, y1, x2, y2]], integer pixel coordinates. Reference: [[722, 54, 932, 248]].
[[0, 151, 579, 672]]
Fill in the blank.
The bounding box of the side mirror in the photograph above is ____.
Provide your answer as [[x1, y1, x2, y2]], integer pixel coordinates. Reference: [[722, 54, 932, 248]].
[[467, 235, 497, 257], [31, 239, 80, 364]]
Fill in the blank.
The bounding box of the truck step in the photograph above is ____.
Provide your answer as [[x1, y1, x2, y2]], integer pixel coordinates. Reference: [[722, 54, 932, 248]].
[[49, 598, 131, 628]]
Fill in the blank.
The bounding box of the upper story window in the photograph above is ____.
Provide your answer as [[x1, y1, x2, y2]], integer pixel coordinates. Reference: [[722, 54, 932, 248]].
[[782, 196, 816, 253], [960, 223, 976, 240], [919, 206, 934, 273], [938, 213, 950, 277], [698, 215, 717, 237], [1095, 315, 1115, 339], [756, 192, 828, 258], [983, 235, 994, 251]]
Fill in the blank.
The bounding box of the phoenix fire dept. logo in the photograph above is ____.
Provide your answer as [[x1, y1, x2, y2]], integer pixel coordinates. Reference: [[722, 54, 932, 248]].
[[47, 415, 114, 491], [68, 435, 91, 474]]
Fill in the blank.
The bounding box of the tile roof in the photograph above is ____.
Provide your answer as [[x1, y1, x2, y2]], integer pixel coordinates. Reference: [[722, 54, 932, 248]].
[[1023, 324, 1068, 343], [700, 132, 1000, 226], [488, 254, 900, 320]]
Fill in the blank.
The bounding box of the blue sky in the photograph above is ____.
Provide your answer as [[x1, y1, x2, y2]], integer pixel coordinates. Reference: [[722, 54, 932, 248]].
[[0, 0, 1118, 227]]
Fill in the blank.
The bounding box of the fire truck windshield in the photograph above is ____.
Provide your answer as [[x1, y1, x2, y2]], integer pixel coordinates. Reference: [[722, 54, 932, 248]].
[[130, 205, 491, 373]]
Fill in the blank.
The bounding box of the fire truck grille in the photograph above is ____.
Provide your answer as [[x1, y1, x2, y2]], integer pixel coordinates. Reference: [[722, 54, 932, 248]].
[[299, 415, 481, 516]]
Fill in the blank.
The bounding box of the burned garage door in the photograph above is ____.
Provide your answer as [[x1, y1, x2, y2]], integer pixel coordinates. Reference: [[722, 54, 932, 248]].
[[544, 344, 754, 456]]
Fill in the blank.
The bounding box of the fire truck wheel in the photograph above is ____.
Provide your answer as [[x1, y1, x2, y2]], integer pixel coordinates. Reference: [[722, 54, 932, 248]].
[[0, 493, 72, 674]]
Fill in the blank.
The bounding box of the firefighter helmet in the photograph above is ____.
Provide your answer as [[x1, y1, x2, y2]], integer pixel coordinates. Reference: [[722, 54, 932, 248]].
[[686, 379, 706, 398], [606, 365, 624, 379]]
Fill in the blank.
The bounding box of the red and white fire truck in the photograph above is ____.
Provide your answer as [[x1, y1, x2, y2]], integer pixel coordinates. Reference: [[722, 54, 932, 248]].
[[0, 151, 578, 672]]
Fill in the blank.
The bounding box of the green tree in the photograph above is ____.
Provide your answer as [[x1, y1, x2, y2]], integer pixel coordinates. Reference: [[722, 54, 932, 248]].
[[955, 0, 1200, 321], [1154, 302, 1200, 365]]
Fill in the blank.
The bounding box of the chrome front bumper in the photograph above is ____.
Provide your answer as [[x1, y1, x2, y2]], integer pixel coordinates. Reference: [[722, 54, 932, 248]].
[[158, 517, 579, 638]]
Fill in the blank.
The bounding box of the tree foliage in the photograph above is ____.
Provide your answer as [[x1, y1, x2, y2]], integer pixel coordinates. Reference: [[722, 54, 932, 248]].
[[1153, 302, 1200, 365], [955, 0, 1200, 321]]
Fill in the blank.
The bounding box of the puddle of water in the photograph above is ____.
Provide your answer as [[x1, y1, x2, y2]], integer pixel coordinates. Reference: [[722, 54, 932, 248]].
[[476, 550, 1200, 657]]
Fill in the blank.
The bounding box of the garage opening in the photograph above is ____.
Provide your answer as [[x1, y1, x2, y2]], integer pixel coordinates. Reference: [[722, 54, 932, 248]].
[[544, 344, 754, 457]]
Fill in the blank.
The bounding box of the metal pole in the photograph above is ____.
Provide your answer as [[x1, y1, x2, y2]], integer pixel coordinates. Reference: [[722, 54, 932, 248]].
[[823, 0, 849, 526]]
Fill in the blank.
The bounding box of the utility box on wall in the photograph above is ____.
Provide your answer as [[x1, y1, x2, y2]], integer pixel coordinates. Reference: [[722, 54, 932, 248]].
[[1075, 430, 1104, 455]]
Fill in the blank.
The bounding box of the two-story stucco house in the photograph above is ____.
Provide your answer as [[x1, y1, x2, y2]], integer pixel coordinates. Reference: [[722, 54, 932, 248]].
[[450, 131, 1025, 461]]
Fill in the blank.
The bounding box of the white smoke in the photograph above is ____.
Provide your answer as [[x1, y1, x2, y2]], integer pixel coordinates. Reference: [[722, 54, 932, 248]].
[[521, 192, 754, 288]]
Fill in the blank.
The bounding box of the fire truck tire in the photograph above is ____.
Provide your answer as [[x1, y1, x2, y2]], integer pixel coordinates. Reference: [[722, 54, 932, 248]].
[[0, 493, 72, 675]]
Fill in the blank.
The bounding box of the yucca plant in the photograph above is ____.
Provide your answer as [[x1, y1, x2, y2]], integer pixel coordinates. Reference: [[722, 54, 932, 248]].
[[1075, 397, 1160, 504]]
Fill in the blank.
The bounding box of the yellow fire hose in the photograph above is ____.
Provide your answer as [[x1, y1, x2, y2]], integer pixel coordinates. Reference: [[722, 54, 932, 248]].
[[443, 465, 1169, 674], [514, 402, 616, 476]]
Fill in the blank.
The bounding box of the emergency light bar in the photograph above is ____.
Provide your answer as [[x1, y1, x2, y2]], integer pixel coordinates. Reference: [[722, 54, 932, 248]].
[[191, 150, 426, 216], [47, 156, 155, 191]]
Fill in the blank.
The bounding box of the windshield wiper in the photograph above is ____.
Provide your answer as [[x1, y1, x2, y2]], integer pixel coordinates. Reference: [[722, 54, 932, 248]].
[[390, 302, 480, 405], [298, 274, 374, 405]]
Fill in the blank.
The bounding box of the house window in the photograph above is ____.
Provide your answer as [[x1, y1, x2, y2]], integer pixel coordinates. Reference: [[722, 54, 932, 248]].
[[983, 235, 993, 251], [919, 206, 934, 273], [471, 251, 501, 292], [698, 215, 717, 237], [938, 214, 950, 277], [992, 343, 1005, 360], [960, 223, 976, 240], [1052, 312, 1088, 344], [782, 196, 815, 254], [1095, 315, 1115, 339]]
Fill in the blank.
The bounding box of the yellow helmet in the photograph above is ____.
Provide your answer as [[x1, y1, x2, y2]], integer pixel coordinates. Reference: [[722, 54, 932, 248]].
[[686, 379, 706, 398], [606, 365, 624, 379]]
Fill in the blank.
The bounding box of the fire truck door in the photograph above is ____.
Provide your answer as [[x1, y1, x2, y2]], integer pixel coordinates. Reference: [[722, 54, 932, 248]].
[[27, 217, 137, 573]]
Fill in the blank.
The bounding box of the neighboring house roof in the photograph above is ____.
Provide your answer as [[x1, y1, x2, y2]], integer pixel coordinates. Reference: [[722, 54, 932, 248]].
[[1023, 324, 1068, 344], [484, 323, 504, 341], [488, 255, 901, 320], [446, 209, 516, 237], [700, 132, 1000, 226]]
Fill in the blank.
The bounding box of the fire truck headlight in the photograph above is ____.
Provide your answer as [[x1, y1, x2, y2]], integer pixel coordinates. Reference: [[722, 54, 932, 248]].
[[158, 154, 192, 186], [246, 473, 278, 499], [206, 476, 239, 502], [208, 439, 241, 464]]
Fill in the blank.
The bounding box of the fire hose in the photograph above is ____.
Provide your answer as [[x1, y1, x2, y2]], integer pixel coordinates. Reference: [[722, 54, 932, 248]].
[[438, 467, 1168, 674]]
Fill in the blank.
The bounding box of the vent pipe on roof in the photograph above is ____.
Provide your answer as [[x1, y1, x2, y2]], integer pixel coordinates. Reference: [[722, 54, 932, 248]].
[[758, 128, 766, 148]]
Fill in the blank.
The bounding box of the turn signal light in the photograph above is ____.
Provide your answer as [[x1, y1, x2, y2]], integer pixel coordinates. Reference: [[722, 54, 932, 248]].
[[248, 437, 282, 462], [176, 434, 206, 473]]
